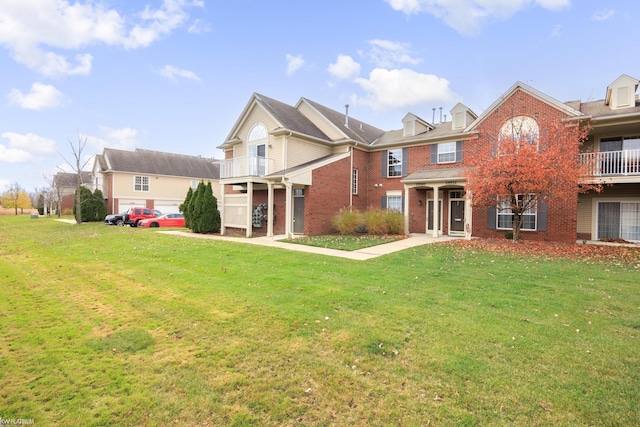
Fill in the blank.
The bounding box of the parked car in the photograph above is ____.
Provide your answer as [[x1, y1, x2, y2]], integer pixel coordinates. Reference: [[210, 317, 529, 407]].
[[104, 211, 127, 226], [137, 213, 185, 228], [123, 207, 162, 227]]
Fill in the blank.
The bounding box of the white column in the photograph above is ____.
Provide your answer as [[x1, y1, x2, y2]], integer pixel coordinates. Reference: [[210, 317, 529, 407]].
[[465, 190, 472, 240], [220, 183, 226, 235], [267, 182, 274, 237], [432, 185, 440, 238], [285, 182, 293, 238], [403, 184, 410, 235], [246, 181, 253, 238]]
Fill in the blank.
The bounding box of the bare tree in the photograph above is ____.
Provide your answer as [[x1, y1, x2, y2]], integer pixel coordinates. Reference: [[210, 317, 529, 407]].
[[59, 133, 93, 224]]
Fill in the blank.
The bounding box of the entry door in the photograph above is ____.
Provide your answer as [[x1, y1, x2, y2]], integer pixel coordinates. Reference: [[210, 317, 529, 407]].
[[450, 201, 465, 232], [293, 188, 304, 234]]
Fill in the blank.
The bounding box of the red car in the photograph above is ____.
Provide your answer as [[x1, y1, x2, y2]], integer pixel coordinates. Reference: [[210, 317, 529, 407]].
[[137, 213, 185, 228]]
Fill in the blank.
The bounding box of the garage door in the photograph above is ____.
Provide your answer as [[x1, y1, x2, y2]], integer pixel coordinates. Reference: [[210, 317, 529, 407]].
[[154, 200, 182, 214]]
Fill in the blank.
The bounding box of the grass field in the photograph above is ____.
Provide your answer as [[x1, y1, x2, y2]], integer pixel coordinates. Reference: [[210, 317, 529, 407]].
[[1, 215, 639, 426]]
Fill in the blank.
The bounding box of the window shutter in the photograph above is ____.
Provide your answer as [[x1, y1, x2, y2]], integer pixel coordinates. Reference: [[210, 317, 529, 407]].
[[401, 196, 405, 213], [402, 148, 408, 176], [381, 150, 388, 177], [381, 196, 387, 209], [537, 199, 547, 231], [488, 206, 497, 229], [456, 141, 463, 162], [430, 144, 437, 164]]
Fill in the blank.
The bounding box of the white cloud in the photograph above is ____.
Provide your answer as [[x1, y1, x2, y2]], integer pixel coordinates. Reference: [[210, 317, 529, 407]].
[[0, 0, 203, 76], [286, 54, 305, 76], [327, 55, 361, 80], [592, 9, 615, 21], [88, 126, 141, 151], [386, 0, 571, 36], [7, 82, 64, 110], [188, 19, 212, 34], [0, 132, 57, 163], [159, 65, 201, 82], [351, 68, 456, 111], [362, 39, 422, 68], [547, 24, 563, 39]]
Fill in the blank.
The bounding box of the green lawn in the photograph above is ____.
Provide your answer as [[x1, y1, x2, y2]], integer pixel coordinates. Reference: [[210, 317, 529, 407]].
[[282, 234, 405, 251], [1, 216, 639, 426]]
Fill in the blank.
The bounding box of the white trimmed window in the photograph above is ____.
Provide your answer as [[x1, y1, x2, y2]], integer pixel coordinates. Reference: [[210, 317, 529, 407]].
[[497, 194, 536, 230], [386, 190, 403, 212], [352, 169, 358, 195], [438, 142, 456, 163], [499, 116, 540, 148], [388, 149, 403, 177], [134, 175, 150, 192]]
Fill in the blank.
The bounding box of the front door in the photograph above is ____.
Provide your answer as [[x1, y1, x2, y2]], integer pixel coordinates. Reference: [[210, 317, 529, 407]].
[[450, 190, 465, 234], [293, 188, 304, 234]]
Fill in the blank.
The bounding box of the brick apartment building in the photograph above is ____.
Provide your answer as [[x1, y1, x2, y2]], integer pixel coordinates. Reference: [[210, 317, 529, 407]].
[[217, 74, 640, 243]]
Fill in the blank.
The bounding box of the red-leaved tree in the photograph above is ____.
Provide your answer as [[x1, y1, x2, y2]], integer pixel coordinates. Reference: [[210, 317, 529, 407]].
[[464, 117, 600, 242]]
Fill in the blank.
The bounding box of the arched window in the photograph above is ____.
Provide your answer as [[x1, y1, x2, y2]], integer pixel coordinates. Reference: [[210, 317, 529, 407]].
[[499, 116, 539, 146], [247, 124, 267, 176], [248, 124, 267, 142]]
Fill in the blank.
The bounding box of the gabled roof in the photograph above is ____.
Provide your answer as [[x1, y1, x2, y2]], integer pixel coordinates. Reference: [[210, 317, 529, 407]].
[[97, 148, 219, 179], [54, 171, 92, 188], [299, 98, 386, 145], [221, 93, 331, 147], [465, 81, 585, 132]]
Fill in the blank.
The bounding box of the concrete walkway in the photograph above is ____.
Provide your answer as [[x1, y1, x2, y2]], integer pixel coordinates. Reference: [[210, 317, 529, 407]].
[[161, 231, 457, 260]]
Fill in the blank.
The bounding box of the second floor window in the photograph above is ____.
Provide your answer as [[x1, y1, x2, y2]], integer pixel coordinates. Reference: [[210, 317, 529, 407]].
[[438, 142, 456, 163], [388, 149, 403, 177], [134, 175, 150, 192]]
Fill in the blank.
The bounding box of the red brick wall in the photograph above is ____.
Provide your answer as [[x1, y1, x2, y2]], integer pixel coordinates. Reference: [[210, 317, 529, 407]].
[[304, 157, 352, 235], [251, 188, 287, 235], [352, 148, 369, 211], [470, 89, 579, 243]]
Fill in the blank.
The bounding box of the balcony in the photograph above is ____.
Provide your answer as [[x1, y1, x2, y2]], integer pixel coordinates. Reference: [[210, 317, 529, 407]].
[[580, 149, 640, 177], [219, 155, 274, 179]]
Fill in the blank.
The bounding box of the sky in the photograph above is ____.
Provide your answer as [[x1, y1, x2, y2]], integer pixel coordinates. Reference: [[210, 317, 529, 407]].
[[1, 0, 639, 193]]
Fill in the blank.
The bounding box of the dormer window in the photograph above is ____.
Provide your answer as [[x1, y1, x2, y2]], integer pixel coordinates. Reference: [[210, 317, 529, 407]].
[[605, 74, 639, 110]]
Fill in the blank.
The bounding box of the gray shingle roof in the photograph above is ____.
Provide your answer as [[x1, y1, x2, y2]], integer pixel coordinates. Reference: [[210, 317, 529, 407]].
[[301, 98, 386, 145], [255, 94, 331, 141], [101, 148, 219, 179], [54, 171, 92, 187]]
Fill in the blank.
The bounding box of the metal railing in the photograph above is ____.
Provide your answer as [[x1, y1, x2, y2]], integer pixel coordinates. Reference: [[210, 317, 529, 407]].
[[580, 149, 640, 176], [219, 156, 274, 178]]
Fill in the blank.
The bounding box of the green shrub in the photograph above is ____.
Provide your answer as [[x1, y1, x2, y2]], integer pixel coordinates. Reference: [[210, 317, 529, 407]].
[[504, 231, 514, 240], [331, 208, 364, 235]]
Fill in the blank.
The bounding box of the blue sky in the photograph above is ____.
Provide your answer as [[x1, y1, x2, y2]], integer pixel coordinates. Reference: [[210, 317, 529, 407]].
[[1, 0, 638, 193]]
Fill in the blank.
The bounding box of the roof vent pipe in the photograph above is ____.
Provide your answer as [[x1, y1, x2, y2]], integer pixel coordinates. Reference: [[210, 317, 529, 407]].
[[432, 108, 436, 123], [444, 114, 447, 122], [344, 104, 349, 128], [439, 107, 443, 123]]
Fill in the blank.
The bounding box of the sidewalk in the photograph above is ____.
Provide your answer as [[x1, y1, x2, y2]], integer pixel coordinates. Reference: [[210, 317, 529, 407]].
[[161, 231, 456, 260]]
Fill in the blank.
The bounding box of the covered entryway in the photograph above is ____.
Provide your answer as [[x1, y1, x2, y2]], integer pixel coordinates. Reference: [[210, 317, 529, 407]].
[[402, 168, 472, 239]]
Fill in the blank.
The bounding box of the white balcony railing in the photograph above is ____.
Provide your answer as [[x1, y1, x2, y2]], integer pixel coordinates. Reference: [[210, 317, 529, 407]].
[[219, 155, 274, 179], [580, 149, 640, 177]]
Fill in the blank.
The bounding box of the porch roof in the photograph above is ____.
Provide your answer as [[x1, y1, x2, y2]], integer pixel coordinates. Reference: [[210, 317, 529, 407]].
[[403, 167, 466, 184]]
